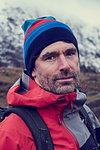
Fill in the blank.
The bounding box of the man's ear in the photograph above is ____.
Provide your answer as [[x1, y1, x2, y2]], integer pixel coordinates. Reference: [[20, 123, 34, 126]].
[[32, 69, 36, 78]]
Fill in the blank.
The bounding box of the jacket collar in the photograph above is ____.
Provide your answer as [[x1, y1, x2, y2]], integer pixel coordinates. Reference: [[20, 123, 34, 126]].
[[7, 71, 86, 109]]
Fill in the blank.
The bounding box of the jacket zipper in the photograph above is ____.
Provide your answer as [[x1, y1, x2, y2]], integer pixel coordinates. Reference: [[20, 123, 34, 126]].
[[57, 113, 80, 150]]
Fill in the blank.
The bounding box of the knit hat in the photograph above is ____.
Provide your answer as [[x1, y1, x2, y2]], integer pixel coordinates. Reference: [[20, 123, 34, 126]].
[[22, 16, 79, 76]]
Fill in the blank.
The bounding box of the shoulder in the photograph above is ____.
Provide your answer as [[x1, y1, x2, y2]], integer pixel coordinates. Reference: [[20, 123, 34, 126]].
[[0, 113, 36, 149], [0, 113, 32, 137]]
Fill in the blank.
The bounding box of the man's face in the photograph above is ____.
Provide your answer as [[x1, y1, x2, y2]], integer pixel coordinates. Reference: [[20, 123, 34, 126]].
[[32, 41, 80, 94]]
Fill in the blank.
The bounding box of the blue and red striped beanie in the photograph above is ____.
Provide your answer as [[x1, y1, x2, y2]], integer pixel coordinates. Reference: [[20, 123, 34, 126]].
[[22, 16, 79, 76]]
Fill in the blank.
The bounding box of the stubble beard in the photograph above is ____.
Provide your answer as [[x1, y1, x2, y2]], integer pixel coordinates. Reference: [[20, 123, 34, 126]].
[[35, 69, 80, 95]]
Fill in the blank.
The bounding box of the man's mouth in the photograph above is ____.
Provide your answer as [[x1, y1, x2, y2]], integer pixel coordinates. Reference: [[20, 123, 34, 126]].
[[56, 76, 74, 82]]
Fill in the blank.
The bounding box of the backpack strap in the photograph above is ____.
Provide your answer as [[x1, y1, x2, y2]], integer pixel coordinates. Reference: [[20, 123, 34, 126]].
[[79, 106, 99, 148], [0, 107, 8, 122], [3, 106, 54, 150]]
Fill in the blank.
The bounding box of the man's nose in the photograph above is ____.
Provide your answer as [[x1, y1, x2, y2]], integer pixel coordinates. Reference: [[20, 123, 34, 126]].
[[58, 55, 70, 71]]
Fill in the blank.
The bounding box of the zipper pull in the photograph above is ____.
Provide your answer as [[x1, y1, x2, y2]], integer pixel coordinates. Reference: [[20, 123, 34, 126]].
[[57, 114, 62, 125], [59, 121, 62, 125]]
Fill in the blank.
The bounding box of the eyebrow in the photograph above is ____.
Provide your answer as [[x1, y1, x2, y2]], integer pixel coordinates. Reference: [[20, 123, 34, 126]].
[[41, 52, 59, 60], [66, 48, 77, 51], [41, 47, 77, 59], [64, 48, 77, 53]]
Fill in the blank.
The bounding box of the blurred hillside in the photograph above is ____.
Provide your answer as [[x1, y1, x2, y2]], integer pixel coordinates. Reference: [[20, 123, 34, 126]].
[[0, 6, 100, 72]]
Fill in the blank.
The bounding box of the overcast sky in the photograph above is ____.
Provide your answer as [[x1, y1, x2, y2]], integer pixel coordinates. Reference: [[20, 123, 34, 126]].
[[0, 0, 100, 26]]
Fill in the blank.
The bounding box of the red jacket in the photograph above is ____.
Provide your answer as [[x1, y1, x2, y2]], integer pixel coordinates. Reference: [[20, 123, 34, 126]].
[[0, 72, 100, 150]]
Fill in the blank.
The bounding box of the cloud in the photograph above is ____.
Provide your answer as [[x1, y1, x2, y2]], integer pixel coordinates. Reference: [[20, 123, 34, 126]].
[[0, 0, 100, 26]]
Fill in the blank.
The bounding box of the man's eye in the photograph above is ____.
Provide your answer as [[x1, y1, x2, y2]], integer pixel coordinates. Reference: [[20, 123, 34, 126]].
[[45, 56, 56, 60], [65, 50, 76, 56], [42, 52, 58, 61], [68, 52, 75, 56]]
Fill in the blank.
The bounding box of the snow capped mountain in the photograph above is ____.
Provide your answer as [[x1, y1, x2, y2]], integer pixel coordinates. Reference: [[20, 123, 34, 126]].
[[70, 21, 100, 73], [0, 5, 100, 72]]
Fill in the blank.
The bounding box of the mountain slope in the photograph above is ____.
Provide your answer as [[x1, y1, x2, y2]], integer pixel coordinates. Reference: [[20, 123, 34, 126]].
[[0, 6, 100, 72]]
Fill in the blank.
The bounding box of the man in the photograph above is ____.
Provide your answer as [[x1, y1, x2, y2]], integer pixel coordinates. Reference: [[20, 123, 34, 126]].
[[0, 16, 100, 150]]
